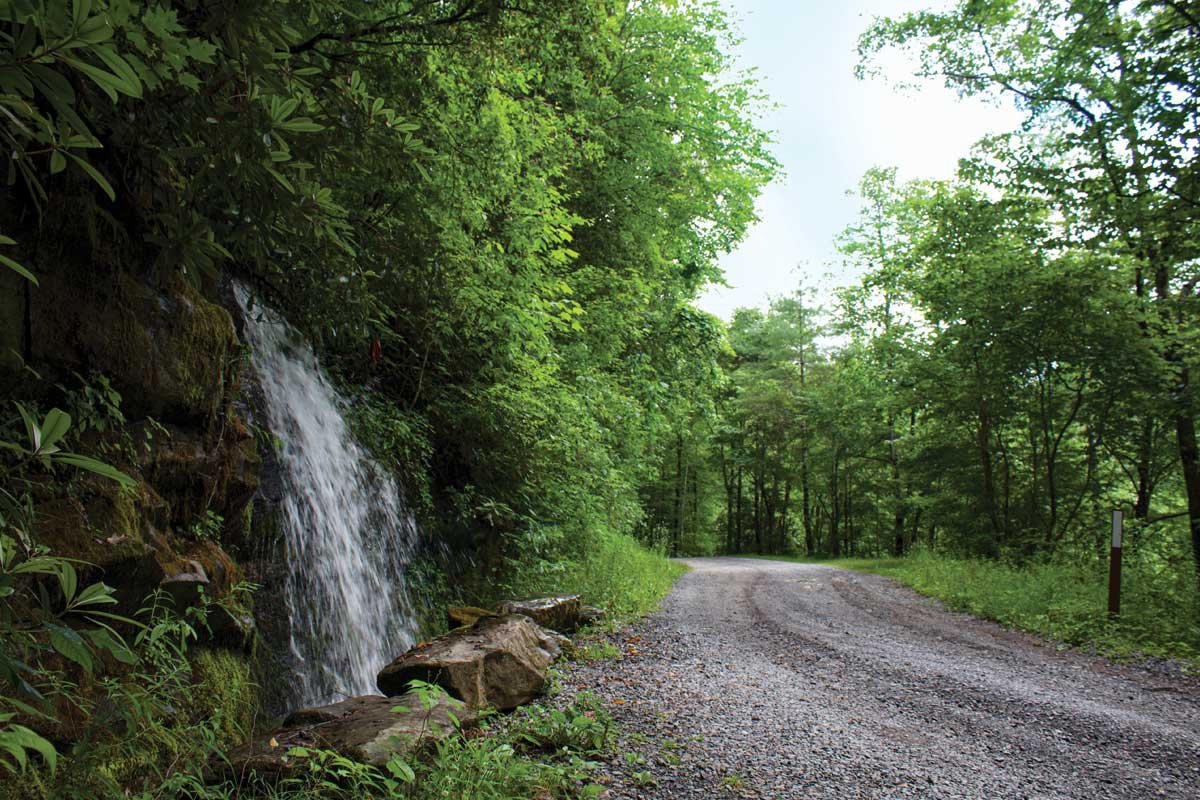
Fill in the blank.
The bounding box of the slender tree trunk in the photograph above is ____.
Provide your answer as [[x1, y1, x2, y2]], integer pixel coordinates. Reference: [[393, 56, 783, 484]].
[[735, 466, 744, 554], [829, 453, 841, 557], [1175, 414, 1200, 584], [752, 469, 762, 552], [780, 478, 792, 553], [802, 453, 813, 554], [844, 472, 854, 557], [672, 433, 684, 557], [722, 445, 735, 553], [1134, 418, 1154, 519], [1153, 260, 1200, 586], [977, 395, 1001, 544], [997, 430, 1012, 535]]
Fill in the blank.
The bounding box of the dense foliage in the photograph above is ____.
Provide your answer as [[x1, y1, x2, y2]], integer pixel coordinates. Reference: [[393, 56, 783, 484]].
[[3, 0, 775, 551], [1, 0, 771, 794]]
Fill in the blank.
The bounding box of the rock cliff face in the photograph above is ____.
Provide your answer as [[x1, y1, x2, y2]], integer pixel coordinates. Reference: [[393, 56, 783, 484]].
[[4, 261, 266, 654]]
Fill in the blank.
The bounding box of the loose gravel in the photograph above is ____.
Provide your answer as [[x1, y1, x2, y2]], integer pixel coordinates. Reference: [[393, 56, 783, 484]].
[[556, 557, 1200, 800]]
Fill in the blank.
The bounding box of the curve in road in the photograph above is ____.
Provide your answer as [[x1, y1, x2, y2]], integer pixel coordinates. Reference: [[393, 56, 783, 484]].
[[562, 557, 1200, 800]]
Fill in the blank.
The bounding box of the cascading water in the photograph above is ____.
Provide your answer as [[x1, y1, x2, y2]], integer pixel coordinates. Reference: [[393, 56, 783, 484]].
[[236, 285, 419, 706]]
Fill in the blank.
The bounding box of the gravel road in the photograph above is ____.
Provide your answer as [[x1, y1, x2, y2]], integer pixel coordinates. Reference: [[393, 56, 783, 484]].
[[558, 557, 1200, 800]]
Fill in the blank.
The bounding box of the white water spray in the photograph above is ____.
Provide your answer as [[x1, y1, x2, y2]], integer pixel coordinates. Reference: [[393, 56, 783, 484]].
[[236, 286, 418, 706]]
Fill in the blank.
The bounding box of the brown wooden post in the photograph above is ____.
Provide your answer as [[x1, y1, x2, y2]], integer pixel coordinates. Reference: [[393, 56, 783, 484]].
[[1108, 509, 1123, 616]]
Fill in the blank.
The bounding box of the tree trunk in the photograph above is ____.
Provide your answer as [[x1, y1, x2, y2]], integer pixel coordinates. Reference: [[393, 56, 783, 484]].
[[977, 395, 1001, 544], [1175, 414, 1200, 584], [888, 410, 906, 556], [844, 472, 854, 557], [779, 478, 792, 553], [1134, 418, 1154, 520], [722, 445, 736, 553], [829, 453, 841, 557], [672, 433, 683, 557], [729, 465, 739, 554]]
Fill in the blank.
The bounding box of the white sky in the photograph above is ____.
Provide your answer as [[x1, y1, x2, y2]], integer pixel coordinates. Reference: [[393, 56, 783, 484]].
[[697, 0, 1023, 319]]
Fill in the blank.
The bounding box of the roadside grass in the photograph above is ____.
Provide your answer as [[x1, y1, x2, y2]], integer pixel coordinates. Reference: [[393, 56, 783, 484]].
[[508, 531, 688, 621], [739, 552, 1200, 666]]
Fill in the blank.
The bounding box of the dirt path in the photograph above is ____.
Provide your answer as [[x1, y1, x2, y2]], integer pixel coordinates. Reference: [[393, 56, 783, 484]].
[[559, 557, 1200, 799]]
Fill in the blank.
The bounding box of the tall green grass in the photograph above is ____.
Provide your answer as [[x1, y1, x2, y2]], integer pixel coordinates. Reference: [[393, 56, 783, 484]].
[[744, 552, 1200, 665], [505, 531, 687, 619]]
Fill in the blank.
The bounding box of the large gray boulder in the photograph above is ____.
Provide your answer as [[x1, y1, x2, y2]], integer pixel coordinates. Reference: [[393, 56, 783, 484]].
[[376, 614, 561, 709], [223, 693, 473, 779]]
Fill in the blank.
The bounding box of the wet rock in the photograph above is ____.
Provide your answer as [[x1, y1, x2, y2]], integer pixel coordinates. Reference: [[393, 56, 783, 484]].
[[377, 614, 562, 709], [208, 605, 256, 650], [447, 606, 495, 629], [499, 594, 583, 632], [224, 693, 472, 780], [284, 693, 473, 765], [159, 561, 210, 607], [139, 420, 260, 536]]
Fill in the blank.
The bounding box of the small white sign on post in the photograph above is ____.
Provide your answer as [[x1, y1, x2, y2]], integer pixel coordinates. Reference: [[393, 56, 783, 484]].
[[1108, 509, 1124, 616]]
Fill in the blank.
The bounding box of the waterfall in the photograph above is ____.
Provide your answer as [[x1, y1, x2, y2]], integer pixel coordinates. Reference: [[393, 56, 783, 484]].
[[236, 286, 419, 706]]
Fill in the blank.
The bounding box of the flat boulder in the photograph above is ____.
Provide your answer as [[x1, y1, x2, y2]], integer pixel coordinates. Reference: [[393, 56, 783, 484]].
[[446, 606, 494, 629], [377, 614, 561, 709], [498, 595, 583, 632], [223, 693, 473, 780]]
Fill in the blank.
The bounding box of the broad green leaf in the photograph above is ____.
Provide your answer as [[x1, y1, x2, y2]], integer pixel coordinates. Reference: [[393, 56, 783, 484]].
[[46, 624, 92, 672], [277, 117, 323, 133], [38, 408, 71, 451], [52, 453, 135, 487], [73, 581, 117, 608], [75, 16, 113, 45], [4, 724, 57, 772], [0, 252, 37, 285], [265, 165, 295, 193], [65, 152, 115, 201], [56, 561, 77, 605], [60, 57, 132, 101], [83, 627, 137, 665], [14, 403, 39, 451], [71, 0, 92, 29], [92, 46, 142, 97]]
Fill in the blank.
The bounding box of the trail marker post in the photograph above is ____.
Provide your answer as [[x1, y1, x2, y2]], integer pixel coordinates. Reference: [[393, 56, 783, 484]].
[[1108, 509, 1123, 617]]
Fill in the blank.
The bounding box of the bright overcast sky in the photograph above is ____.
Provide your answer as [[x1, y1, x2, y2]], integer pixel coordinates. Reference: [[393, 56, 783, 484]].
[[697, 0, 1023, 320]]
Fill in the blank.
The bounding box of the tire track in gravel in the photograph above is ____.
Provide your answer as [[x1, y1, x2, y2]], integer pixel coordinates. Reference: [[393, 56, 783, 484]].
[[557, 557, 1200, 800]]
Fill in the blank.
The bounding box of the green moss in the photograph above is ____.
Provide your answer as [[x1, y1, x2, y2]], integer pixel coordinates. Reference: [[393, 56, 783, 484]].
[[189, 648, 261, 747], [32, 479, 151, 572], [30, 270, 237, 423]]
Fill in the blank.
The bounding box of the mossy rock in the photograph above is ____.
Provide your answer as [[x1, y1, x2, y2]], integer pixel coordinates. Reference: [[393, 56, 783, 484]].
[[188, 648, 261, 748], [137, 417, 260, 536], [30, 270, 237, 424], [32, 478, 162, 577], [32, 475, 247, 617]]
